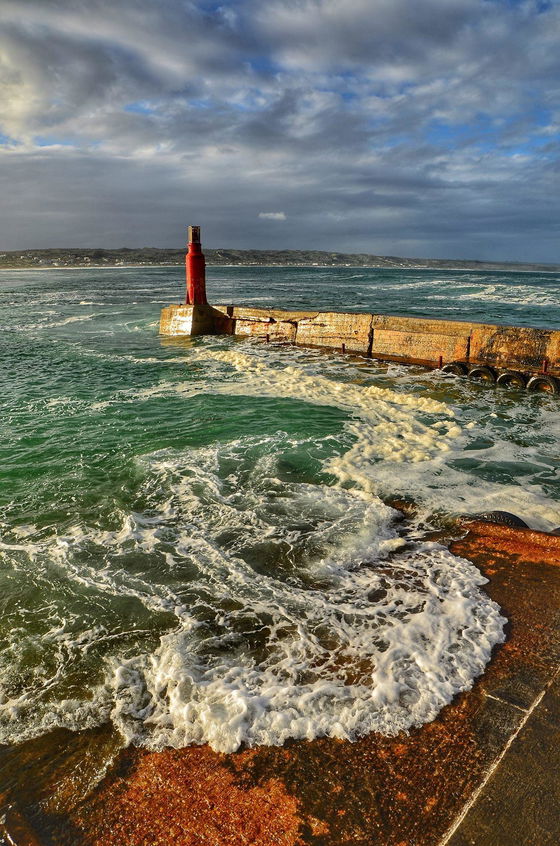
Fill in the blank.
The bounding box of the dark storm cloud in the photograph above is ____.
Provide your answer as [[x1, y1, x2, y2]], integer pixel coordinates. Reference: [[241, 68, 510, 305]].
[[0, 0, 559, 261]]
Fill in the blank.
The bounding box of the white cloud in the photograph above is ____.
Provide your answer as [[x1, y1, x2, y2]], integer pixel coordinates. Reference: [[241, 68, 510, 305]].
[[258, 211, 287, 220]]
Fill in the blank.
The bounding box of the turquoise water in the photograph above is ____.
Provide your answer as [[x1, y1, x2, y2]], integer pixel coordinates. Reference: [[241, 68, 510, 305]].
[[0, 266, 558, 754]]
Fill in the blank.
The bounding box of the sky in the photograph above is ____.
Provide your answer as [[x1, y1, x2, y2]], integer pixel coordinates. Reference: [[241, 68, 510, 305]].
[[0, 0, 559, 262]]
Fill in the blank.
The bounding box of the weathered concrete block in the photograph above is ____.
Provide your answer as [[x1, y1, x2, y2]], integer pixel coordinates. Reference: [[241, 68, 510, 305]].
[[212, 306, 312, 343], [469, 325, 556, 370], [372, 314, 472, 337], [232, 306, 316, 323], [235, 317, 297, 342], [159, 305, 233, 336], [160, 304, 560, 377], [545, 332, 560, 373], [295, 312, 372, 353], [372, 328, 469, 365]]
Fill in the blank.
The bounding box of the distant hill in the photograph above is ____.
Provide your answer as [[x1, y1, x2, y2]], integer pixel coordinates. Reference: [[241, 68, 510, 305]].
[[0, 247, 558, 273]]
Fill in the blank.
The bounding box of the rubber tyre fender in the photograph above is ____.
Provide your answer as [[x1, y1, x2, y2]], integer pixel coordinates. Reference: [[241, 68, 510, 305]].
[[470, 510, 529, 529], [496, 369, 527, 389], [468, 364, 497, 383], [441, 361, 468, 376], [526, 374, 560, 394]]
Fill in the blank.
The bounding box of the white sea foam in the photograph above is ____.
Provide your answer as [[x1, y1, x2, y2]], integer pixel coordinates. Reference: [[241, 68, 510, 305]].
[[137, 346, 459, 466], [107, 542, 503, 753], [8, 314, 97, 331], [186, 346, 560, 528], [0, 345, 506, 753], [90, 341, 560, 525], [458, 283, 560, 308]]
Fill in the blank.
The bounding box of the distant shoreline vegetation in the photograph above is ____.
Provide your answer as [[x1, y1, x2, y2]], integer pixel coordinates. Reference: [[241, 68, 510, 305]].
[[0, 247, 558, 273]]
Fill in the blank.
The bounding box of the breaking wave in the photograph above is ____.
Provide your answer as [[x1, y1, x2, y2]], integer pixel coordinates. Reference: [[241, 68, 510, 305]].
[[0, 346, 506, 753]]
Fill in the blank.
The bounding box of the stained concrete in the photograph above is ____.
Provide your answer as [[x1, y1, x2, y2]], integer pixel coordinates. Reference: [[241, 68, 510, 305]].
[[295, 311, 372, 354], [371, 327, 468, 365], [160, 304, 560, 376]]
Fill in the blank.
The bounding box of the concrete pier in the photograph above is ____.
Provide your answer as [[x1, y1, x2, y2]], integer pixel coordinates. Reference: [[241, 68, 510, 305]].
[[160, 304, 560, 385]]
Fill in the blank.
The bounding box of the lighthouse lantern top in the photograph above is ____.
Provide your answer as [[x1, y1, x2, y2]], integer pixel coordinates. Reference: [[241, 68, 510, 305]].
[[188, 225, 201, 244]]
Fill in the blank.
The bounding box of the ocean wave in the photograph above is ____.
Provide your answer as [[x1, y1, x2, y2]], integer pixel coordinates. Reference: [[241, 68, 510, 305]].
[[5, 314, 97, 331], [458, 283, 560, 308], [0, 350, 506, 753]]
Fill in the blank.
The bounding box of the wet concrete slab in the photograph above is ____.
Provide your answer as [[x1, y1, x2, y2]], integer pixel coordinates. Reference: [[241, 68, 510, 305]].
[[451, 522, 560, 711], [447, 673, 560, 846], [1, 522, 559, 846]]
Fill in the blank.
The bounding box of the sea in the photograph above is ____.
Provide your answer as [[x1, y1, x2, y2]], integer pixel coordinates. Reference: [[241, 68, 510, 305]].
[[0, 265, 559, 756]]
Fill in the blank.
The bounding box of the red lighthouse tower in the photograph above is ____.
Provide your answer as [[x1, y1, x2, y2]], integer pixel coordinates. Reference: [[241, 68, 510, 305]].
[[185, 225, 207, 305]]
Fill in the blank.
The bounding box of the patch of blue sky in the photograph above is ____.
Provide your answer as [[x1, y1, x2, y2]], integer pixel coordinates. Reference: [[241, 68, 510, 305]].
[[227, 99, 262, 113], [531, 106, 554, 128], [0, 133, 16, 146], [503, 136, 557, 156], [124, 101, 156, 115], [486, 0, 554, 10], [425, 116, 504, 149], [309, 71, 362, 103], [187, 98, 214, 110], [338, 90, 359, 103], [35, 135, 75, 147], [197, 0, 233, 12], [375, 133, 416, 151], [426, 108, 558, 156], [534, 0, 554, 11], [247, 56, 280, 75]]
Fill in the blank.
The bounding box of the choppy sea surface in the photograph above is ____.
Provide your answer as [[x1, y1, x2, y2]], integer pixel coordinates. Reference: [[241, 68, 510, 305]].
[[1, 265, 559, 754]]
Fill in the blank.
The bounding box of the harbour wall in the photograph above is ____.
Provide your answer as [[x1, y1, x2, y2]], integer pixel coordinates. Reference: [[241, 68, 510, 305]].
[[160, 304, 560, 386]]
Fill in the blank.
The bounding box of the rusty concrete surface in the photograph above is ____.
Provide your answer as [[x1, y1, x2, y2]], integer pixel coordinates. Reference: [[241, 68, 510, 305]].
[[371, 327, 468, 366], [442, 522, 560, 846], [295, 311, 372, 354], [1, 520, 559, 846], [468, 324, 559, 371], [159, 304, 560, 376]]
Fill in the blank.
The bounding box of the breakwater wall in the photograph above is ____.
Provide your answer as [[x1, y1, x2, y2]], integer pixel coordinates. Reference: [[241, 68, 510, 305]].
[[160, 304, 560, 390]]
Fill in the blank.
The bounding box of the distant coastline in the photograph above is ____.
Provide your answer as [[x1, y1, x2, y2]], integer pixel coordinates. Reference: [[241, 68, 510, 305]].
[[1, 247, 559, 273], [3, 264, 560, 277]]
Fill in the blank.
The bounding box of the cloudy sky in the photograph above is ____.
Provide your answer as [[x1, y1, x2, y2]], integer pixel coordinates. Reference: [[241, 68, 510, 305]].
[[1, 0, 559, 261]]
